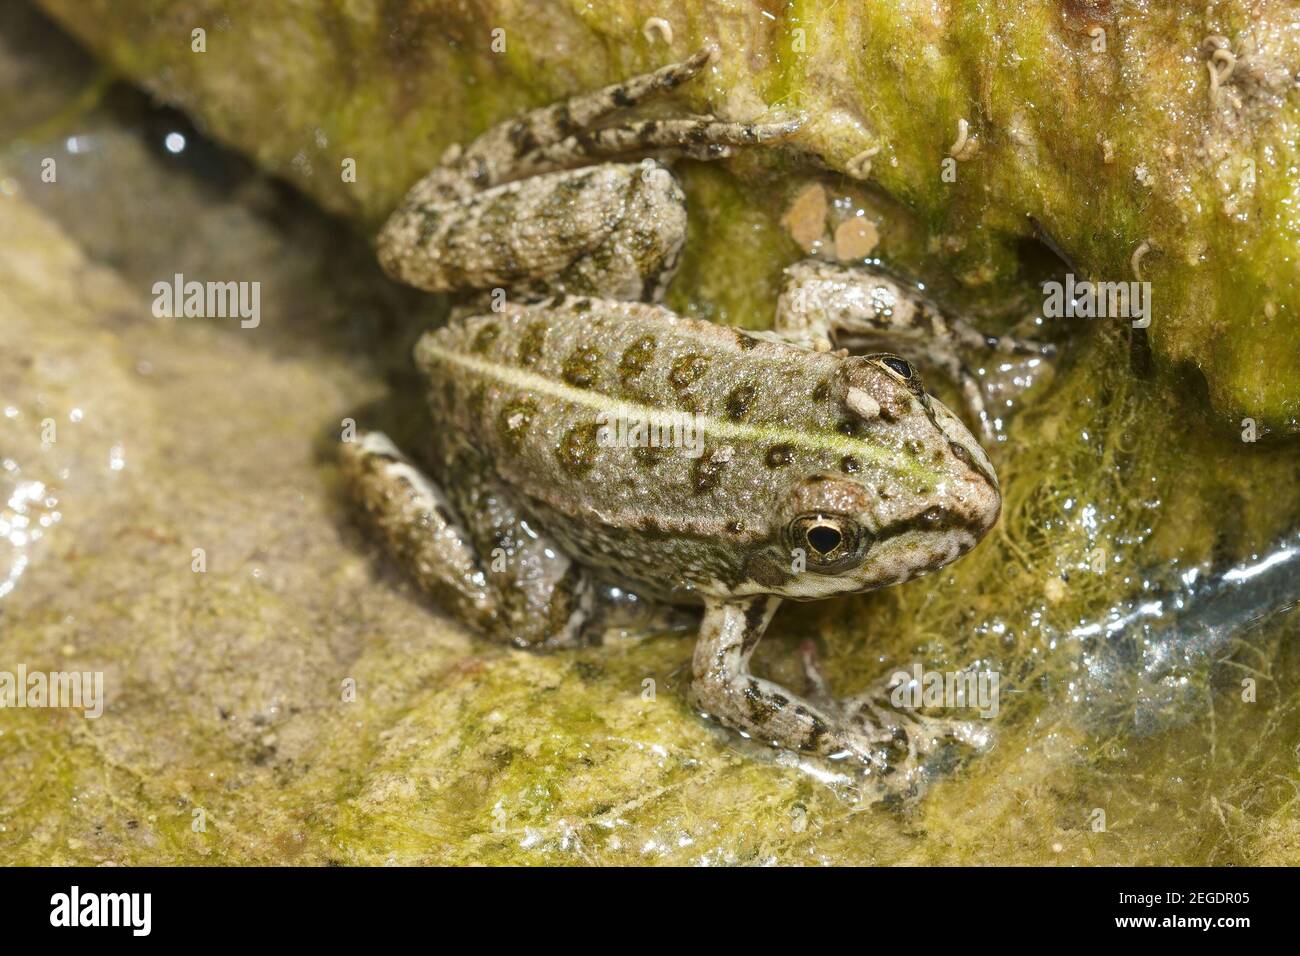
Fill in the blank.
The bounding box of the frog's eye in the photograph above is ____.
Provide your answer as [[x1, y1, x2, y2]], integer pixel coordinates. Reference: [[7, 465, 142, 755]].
[[867, 353, 924, 395], [786, 514, 871, 574]]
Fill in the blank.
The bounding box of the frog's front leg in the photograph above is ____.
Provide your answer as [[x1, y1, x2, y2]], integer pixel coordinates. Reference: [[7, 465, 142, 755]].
[[340, 431, 592, 648], [798, 640, 990, 772], [688, 597, 896, 770], [775, 260, 1054, 440]]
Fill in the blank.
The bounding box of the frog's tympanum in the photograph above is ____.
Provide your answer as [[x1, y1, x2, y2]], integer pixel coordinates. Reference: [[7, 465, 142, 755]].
[[342, 47, 1050, 776]]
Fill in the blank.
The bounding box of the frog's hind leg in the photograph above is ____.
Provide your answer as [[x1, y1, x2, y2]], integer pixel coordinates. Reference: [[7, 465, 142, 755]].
[[340, 431, 593, 649], [450, 46, 798, 189], [378, 49, 801, 296], [449, 47, 714, 190], [379, 160, 690, 302], [501, 114, 802, 185], [340, 431, 498, 632]]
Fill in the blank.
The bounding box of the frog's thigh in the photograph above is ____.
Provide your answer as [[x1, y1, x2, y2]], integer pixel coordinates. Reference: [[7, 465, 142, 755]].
[[378, 161, 686, 302], [340, 431, 498, 632], [439, 443, 594, 649], [340, 431, 591, 648], [689, 598, 886, 765]]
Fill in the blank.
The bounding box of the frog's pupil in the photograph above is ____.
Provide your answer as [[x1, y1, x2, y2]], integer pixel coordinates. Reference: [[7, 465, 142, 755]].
[[807, 525, 842, 555]]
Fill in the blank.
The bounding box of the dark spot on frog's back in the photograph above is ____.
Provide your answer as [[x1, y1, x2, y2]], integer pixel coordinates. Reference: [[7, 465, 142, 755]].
[[556, 423, 599, 477], [669, 353, 708, 391], [563, 344, 602, 388], [518, 322, 547, 366], [812, 380, 832, 403], [471, 323, 500, 354], [619, 334, 656, 379], [765, 444, 794, 468], [841, 455, 861, 474], [725, 383, 757, 421], [632, 444, 667, 469], [497, 398, 536, 453], [692, 450, 726, 494]]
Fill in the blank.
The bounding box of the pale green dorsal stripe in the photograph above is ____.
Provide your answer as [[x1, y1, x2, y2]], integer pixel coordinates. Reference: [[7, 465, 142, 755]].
[[422, 341, 944, 484]]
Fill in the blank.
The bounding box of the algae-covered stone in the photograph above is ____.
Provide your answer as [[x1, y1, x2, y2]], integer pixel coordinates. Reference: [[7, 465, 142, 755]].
[[32, 0, 1300, 432], [4, 2, 1300, 866]]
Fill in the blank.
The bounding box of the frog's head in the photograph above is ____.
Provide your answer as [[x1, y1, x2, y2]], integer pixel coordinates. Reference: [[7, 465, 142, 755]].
[[747, 353, 1001, 601]]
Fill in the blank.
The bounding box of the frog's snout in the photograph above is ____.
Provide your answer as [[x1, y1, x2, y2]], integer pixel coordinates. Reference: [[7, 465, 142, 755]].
[[926, 394, 1002, 544]]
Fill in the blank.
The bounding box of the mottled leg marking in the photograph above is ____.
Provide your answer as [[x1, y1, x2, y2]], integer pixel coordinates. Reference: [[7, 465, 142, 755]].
[[776, 259, 1053, 356], [379, 161, 689, 300], [340, 431, 592, 648], [775, 259, 1053, 439], [837, 681, 990, 767], [379, 46, 801, 296], [799, 641, 990, 775], [378, 49, 718, 233], [689, 598, 894, 769], [504, 115, 804, 182], [453, 46, 720, 189], [340, 431, 499, 632]]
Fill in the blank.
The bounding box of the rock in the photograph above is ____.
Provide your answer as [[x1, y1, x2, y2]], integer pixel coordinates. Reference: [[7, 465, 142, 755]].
[[4, 2, 1300, 865], [32, 0, 1300, 432]]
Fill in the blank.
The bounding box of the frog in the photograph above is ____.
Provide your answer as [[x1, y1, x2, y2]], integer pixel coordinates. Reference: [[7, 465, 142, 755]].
[[341, 45, 1052, 778]]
